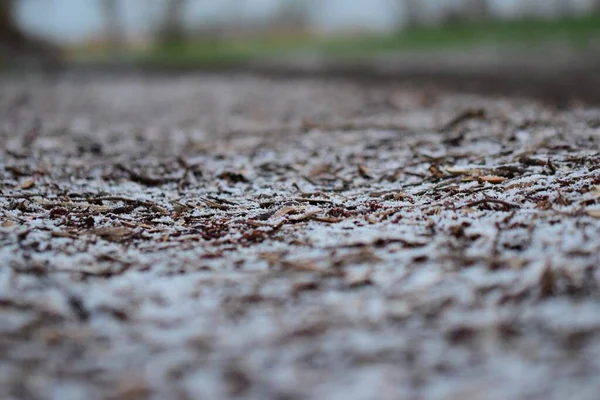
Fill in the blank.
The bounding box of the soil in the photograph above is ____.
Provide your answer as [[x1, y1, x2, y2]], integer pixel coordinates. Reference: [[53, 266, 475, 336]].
[[2, 72, 600, 400]]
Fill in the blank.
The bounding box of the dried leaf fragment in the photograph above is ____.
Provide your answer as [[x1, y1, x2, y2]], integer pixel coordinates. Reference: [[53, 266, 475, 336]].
[[480, 175, 507, 184], [428, 164, 445, 178], [444, 165, 481, 176], [309, 215, 344, 223], [586, 209, 600, 218], [20, 178, 35, 189], [90, 227, 133, 242], [200, 198, 230, 210], [358, 164, 372, 179], [289, 208, 322, 221], [274, 206, 298, 218]]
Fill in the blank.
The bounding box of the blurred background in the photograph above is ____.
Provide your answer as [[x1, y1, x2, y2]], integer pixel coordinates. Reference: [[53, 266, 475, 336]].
[[0, 0, 599, 64], [1, 0, 600, 102]]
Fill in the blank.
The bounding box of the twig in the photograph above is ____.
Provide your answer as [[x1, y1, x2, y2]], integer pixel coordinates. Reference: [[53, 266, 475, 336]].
[[116, 164, 178, 186], [294, 197, 335, 205], [87, 196, 169, 214], [440, 108, 486, 133], [463, 198, 520, 210]]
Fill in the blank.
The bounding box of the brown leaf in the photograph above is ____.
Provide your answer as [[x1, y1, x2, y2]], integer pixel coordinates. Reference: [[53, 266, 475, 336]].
[[480, 175, 507, 184], [20, 178, 35, 189], [200, 198, 230, 210], [358, 164, 372, 179], [289, 208, 322, 221], [587, 209, 600, 218], [274, 206, 297, 218], [428, 164, 445, 178]]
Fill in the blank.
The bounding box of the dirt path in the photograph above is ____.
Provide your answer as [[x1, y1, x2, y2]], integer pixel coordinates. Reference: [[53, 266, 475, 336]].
[[2, 73, 600, 400]]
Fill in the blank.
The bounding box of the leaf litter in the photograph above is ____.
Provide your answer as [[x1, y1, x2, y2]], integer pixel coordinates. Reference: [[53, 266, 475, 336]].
[[1, 73, 600, 399]]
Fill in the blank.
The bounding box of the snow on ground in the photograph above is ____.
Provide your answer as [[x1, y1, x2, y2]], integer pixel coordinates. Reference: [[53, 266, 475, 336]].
[[2, 73, 600, 399]]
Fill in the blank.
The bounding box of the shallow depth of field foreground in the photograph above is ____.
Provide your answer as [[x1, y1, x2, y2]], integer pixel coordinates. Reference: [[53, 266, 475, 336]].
[[2, 73, 600, 399]]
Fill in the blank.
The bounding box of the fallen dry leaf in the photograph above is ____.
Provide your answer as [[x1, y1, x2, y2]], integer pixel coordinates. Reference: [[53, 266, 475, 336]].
[[586, 209, 600, 218], [444, 165, 482, 176], [20, 178, 35, 189], [428, 164, 445, 178], [289, 208, 322, 221], [309, 215, 344, 223], [274, 206, 298, 218], [480, 175, 507, 184], [358, 164, 371, 179]]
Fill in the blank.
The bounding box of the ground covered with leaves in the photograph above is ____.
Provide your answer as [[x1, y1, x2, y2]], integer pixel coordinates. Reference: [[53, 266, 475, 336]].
[[2, 73, 600, 400]]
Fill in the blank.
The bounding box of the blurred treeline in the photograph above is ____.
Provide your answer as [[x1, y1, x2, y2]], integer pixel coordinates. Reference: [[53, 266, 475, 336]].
[[2, 0, 600, 63], [93, 0, 600, 47]]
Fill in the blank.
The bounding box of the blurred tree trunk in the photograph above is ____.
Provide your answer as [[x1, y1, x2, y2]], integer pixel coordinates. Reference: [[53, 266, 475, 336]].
[[100, 0, 124, 50], [402, 0, 425, 27], [158, 0, 188, 45], [0, 0, 62, 69], [555, 0, 573, 17], [0, 0, 26, 47], [272, 0, 312, 31], [463, 0, 490, 20]]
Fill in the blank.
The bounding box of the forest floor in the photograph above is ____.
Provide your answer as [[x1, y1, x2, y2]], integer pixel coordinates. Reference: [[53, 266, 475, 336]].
[[2, 72, 600, 399]]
